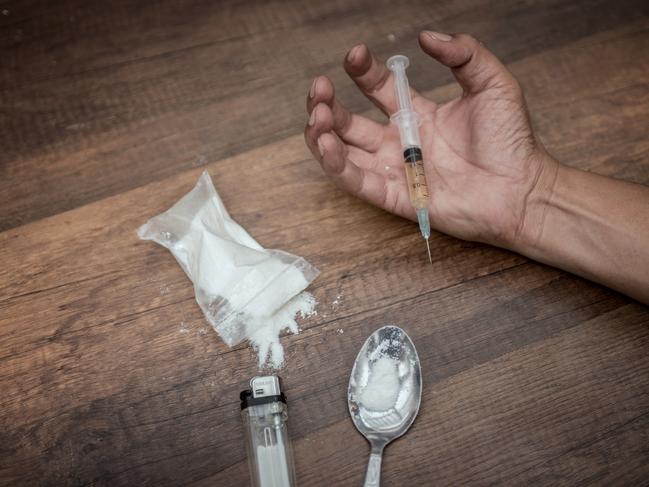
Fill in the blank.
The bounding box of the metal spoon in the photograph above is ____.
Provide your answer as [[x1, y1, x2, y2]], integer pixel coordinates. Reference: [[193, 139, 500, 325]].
[[348, 325, 422, 487]]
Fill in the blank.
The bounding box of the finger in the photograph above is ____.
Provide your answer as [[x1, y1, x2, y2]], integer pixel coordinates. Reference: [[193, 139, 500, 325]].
[[306, 76, 384, 152], [343, 44, 428, 116], [304, 102, 377, 169], [316, 132, 388, 209], [304, 102, 336, 158], [418, 31, 519, 95]]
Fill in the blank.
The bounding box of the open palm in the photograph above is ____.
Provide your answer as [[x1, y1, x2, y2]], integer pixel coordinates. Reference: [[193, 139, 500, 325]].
[[305, 32, 554, 248]]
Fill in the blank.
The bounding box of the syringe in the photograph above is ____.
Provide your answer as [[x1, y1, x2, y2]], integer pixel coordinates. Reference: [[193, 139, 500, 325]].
[[386, 55, 432, 264]]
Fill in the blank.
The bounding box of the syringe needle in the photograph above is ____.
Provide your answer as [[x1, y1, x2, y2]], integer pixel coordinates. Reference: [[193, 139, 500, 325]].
[[425, 237, 432, 265]]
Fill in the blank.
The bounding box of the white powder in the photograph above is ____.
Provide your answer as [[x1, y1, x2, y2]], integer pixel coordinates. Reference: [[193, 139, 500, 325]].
[[360, 356, 401, 411], [248, 291, 316, 369], [138, 171, 319, 369]]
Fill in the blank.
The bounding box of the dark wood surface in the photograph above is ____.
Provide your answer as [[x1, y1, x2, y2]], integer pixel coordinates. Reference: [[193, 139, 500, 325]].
[[1, 1, 649, 485]]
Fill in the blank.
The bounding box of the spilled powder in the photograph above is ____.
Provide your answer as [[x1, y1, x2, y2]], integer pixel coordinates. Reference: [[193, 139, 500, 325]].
[[248, 292, 317, 368]]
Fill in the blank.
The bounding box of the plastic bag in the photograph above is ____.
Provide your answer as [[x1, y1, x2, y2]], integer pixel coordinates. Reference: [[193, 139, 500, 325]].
[[138, 171, 319, 347]]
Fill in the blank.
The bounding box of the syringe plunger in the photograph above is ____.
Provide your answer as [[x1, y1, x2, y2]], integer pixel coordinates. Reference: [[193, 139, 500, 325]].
[[387, 55, 421, 148], [386, 55, 412, 112]]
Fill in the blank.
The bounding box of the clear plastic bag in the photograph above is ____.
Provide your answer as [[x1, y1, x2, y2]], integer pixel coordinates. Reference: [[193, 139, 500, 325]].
[[138, 171, 319, 347]]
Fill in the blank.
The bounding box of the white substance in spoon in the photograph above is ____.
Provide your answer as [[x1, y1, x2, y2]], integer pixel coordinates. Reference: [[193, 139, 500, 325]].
[[360, 356, 401, 411]]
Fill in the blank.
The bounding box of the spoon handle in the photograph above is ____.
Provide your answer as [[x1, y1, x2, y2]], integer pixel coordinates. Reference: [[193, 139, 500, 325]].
[[363, 449, 383, 487]]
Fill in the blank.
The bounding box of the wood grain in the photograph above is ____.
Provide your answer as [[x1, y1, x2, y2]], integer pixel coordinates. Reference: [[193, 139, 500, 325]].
[[2, 0, 649, 231], [1, 0, 649, 486]]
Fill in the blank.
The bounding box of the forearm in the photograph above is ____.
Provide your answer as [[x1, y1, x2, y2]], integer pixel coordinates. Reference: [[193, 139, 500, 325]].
[[515, 157, 649, 303]]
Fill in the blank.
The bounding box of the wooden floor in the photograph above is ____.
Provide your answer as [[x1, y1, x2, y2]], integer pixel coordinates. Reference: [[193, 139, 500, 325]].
[[2, 0, 649, 485]]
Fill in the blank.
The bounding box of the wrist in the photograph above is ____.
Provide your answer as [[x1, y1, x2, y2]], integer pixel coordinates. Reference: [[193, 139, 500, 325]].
[[508, 151, 561, 255]]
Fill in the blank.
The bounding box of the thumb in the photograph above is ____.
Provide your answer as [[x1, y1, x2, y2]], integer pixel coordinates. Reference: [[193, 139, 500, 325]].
[[418, 31, 519, 95]]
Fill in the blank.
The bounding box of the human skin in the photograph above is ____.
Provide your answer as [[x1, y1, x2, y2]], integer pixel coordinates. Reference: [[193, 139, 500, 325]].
[[304, 31, 649, 304]]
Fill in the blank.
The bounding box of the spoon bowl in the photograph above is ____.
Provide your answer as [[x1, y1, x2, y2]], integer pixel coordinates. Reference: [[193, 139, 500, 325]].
[[348, 325, 422, 487]]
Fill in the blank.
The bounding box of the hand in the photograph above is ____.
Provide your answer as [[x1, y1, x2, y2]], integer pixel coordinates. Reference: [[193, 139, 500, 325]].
[[304, 32, 558, 249]]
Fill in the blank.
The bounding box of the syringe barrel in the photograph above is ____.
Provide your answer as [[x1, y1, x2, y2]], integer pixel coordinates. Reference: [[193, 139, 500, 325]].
[[391, 110, 421, 149], [387, 55, 422, 149]]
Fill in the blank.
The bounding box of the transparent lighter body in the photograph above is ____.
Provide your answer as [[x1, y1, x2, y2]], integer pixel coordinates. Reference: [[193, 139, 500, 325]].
[[242, 401, 296, 487]]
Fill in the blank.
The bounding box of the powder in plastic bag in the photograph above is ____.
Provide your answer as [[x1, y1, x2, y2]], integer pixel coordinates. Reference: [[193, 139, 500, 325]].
[[138, 171, 319, 368]]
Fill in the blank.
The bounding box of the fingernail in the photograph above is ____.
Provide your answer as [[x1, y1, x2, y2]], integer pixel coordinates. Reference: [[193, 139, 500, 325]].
[[317, 137, 326, 157], [308, 108, 316, 126], [425, 30, 452, 41], [309, 78, 318, 99], [347, 45, 362, 63]]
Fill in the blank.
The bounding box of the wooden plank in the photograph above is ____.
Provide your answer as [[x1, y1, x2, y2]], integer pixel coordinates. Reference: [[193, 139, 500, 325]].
[[188, 303, 649, 486], [1, 0, 648, 231], [2, 16, 648, 299], [1, 3, 648, 487], [3, 253, 643, 485]]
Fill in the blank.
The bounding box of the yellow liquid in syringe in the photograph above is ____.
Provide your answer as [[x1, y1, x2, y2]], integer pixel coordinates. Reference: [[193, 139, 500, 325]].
[[405, 159, 430, 208]]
